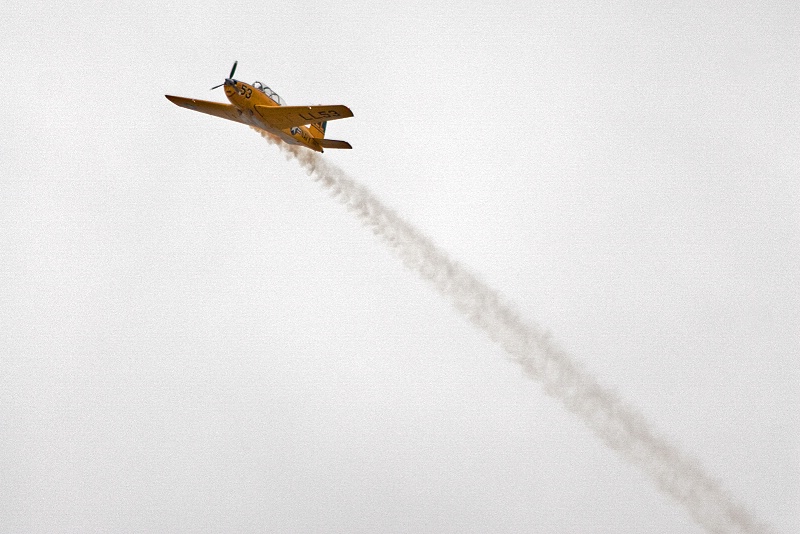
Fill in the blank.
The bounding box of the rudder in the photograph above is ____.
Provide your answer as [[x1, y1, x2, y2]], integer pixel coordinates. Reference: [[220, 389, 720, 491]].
[[309, 121, 327, 139]]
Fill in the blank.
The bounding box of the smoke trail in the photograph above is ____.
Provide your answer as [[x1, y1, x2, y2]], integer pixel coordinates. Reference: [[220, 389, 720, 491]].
[[255, 130, 769, 534]]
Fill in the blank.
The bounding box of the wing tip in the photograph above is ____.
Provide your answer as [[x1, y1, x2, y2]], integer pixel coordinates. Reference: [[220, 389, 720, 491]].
[[165, 94, 189, 106]]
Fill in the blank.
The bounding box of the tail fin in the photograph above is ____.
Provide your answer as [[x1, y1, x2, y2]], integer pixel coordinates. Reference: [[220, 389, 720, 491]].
[[309, 121, 327, 139]]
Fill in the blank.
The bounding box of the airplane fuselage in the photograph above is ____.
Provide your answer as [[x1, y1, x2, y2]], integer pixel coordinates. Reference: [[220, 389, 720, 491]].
[[223, 80, 324, 152]]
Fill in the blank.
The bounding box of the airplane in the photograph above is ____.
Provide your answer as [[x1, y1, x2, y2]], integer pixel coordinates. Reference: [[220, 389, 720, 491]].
[[165, 62, 353, 152]]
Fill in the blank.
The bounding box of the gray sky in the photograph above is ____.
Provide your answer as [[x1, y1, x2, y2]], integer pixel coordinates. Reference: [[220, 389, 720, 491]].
[[2, 1, 798, 532]]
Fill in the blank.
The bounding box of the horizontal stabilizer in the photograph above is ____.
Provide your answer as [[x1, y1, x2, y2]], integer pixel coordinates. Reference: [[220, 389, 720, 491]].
[[255, 105, 353, 130], [316, 139, 352, 150]]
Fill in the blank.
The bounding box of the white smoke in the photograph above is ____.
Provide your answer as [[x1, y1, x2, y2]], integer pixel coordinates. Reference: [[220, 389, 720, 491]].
[[255, 130, 770, 534]]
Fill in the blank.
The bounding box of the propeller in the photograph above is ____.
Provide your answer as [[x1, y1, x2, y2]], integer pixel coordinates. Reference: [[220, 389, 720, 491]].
[[211, 61, 238, 90]]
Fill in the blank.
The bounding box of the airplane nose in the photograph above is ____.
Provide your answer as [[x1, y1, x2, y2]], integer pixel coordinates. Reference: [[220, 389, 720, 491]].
[[224, 79, 236, 97]]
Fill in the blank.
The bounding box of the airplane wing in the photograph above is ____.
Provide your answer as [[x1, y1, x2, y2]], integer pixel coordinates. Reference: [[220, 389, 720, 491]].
[[165, 95, 247, 125], [254, 105, 353, 130]]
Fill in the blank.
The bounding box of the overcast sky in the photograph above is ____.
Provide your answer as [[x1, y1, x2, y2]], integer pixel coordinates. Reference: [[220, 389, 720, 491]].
[[2, 1, 798, 532]]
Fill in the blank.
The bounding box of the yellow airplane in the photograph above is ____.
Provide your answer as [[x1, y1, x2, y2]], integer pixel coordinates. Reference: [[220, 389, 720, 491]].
[[165, 62, 353, 152]]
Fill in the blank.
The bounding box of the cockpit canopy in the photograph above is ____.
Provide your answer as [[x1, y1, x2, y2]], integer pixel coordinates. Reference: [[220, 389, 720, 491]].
[[252, 81, 285, 106]]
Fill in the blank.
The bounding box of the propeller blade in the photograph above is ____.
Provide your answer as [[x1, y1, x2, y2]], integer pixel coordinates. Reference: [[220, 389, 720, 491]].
[[211, 62, 238, 90]]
